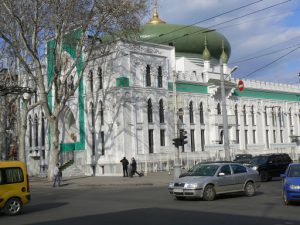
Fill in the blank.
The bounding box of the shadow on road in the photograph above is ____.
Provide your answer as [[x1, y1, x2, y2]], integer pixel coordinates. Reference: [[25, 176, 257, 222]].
[[23, 207, 299, 225], [22, 202, 68, 214]]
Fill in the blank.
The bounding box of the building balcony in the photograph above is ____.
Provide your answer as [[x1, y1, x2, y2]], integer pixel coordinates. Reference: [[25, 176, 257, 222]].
[[211, 115, 236, 126]]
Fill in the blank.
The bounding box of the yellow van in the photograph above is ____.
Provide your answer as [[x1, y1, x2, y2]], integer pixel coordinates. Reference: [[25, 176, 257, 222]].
[[0, 161, 30, 215]]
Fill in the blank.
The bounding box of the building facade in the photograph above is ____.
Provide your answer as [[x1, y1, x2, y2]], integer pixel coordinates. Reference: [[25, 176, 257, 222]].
[[25, 9, 300, 176]]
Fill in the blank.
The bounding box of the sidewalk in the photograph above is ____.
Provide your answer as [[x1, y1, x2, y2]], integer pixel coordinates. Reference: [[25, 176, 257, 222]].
[[29, 171, 175, 189]]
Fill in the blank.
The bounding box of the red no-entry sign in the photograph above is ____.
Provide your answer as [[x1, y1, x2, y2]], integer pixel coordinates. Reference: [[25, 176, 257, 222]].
[[238, 80, 245, 92]]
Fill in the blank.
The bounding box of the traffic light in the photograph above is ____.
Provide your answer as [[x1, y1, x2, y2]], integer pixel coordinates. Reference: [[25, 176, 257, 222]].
[[172, 138, 181, 148], [180, 130, 188, 146]]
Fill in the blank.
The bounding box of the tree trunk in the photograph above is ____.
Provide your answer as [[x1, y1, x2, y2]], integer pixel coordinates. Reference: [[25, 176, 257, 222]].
[[18, 99, 28, 163], [47, 119, 60, 181]]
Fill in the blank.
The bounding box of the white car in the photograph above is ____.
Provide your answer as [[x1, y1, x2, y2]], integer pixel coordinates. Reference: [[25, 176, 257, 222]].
[[168, 162, 260, 201]]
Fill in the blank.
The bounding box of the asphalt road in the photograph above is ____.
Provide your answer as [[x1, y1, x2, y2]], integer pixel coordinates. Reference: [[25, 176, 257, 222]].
[[1, 179, 300, 225]]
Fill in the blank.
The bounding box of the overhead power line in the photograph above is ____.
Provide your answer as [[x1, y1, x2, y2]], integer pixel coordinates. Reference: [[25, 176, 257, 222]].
[[230, 43, 300, 64], [145, 0, 264, 42], [241, 45, 300, 79], [158, 0, 291, 45]]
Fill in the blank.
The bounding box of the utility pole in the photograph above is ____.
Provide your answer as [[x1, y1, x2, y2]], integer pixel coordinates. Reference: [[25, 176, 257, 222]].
[[173, 70, 181, 178], [220, 59, 231, 161]]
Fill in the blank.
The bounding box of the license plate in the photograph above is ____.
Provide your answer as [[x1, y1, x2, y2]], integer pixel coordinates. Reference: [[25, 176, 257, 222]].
[[173, 188, 183, 193]]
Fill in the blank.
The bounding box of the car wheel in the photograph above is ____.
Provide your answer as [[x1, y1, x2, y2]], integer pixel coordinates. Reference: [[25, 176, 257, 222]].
[[282, 191, 290, 205], [244, 182, 255, 197], [260, 171, 269, 182], [203, 185, 216, 201], [175, 196, 185, 200], [4, 198, 22, 216]]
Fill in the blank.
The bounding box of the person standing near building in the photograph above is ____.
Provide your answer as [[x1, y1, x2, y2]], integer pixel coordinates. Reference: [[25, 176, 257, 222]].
[[120, 157, 129, 177], [53, 163, 61, 187], [130, 157, 143, 177]]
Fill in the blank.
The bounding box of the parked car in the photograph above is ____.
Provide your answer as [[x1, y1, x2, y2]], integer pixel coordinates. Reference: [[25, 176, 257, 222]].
[[249, 153, 292, 182], [282, 163, 300, 205], [233, 154, 252, 165], [168, 162, 260, 201], [0, 161, 31, 216]]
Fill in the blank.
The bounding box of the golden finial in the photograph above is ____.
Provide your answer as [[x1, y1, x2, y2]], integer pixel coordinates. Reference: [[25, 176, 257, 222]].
[[202, 36, 211, 60], [147, 0, 166, 24], [220, 40, 228, 63]]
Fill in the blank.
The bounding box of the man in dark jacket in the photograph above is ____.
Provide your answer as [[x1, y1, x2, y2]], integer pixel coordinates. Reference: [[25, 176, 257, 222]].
[[120, 157, 129, 177], [130, 157, 143, 177]]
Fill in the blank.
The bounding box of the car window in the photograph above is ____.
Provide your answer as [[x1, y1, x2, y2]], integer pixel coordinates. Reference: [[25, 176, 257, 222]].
[[1, 167, 24, 185], [231, 164, 247, 174], [250, 156, 268, 165], [287, 165, 300, 177], [189, 164, 219, 176], [219, 165, 231, 175]]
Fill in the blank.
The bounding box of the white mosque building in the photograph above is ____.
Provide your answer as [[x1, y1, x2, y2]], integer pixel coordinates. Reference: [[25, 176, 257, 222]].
[[26, 5, 300, 176]]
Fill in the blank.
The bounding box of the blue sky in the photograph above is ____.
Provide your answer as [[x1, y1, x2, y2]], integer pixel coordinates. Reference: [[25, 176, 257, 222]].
[[151, 0, 300, 84]]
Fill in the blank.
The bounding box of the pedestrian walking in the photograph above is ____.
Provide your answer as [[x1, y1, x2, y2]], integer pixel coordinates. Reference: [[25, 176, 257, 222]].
[[130, 157, 143, 177], [120, 157, 129, 177], [53, 163, 61, 187]]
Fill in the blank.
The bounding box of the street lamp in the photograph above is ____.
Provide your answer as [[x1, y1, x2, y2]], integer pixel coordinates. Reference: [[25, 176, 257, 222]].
[[220, 59, 238, 161]]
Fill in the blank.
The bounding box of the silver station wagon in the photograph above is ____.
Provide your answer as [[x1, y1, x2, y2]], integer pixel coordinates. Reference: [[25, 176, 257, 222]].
[[168, 162, 260, 201]]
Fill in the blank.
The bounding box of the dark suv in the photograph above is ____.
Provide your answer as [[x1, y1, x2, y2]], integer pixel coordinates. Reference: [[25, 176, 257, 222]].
[[249, 153, 292, 181], [233, 154, 252, 165]]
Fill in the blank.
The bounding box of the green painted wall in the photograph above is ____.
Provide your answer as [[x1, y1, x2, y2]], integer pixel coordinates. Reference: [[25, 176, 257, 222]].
[[168, 82, 208, 94], [116, 77, 130, 87], [234, 89, 300, 102], [47, 29, 85, 152]]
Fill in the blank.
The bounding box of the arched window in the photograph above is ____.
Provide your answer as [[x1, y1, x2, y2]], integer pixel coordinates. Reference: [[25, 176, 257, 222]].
[[41, 113, 45, 146], [158, 66, 163, 88], [147, 99, 153, 123], [278, 108, 282, 127], [29, 116, 32, 147], [217, 103, 221, 115], [235, 104, 238, 125], [98, 67, 103, 90], [272, 107, 276, 126], [289, 108, 293, 126], [89, 70, 93, 93], [34, 114, 38, 147], [189, 101, 194, 123], [35, 92, 38, 103], [264, 106, 268, 126], [99, 101, 104, 126], [159, 99, 164, 123], [200, 102, 204, 124], [146, 65, 151, 87], [251, 105, 255, 125], [243, 105, 247, 125]]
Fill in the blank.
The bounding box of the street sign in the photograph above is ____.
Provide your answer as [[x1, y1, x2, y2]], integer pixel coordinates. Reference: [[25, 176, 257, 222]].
[[238, 80, 245, 92]]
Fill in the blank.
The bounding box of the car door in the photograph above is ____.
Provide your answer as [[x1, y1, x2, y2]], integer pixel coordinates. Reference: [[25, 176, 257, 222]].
[[230, 164, 248, 191], [215, 165, 234, 193]]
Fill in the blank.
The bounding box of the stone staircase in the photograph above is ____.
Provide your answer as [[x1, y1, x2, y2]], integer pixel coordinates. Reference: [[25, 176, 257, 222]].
[[61, 164, 86, 177]]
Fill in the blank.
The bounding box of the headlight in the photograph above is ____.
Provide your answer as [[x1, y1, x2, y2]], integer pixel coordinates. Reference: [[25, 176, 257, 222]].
[[168, 182, 174, 188], [289, 184, 300, 190], [252, 166, 258, 171], [184, 183, 198, 189]]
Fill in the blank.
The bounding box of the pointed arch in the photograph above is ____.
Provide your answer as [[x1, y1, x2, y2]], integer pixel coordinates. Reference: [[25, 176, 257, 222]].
[[200, 102, 204, 124], [159, 99, 164, 123], [98, 66, 103, 90], [146, 64, 151, 87], [189, 101, 194, 123], [158, 66, 163, 88], [147, 98, 153, 123], [34, 114, 39, 147], [217, 103, 221, 115]]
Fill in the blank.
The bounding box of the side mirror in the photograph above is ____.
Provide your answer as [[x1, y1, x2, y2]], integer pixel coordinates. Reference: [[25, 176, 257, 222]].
[[280, 174, 286, 178], [218, 172, 225, 177]]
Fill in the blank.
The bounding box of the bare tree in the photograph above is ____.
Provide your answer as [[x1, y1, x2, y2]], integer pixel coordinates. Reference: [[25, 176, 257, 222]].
[[0, 0, 147, 179]]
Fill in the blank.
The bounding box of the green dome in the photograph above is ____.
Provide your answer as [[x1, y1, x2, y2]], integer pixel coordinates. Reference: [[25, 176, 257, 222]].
[[139, 23, 231, 60]]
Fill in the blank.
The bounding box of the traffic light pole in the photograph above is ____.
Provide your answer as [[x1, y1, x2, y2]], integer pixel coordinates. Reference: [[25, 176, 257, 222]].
[[173, 71, 181, 179]]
